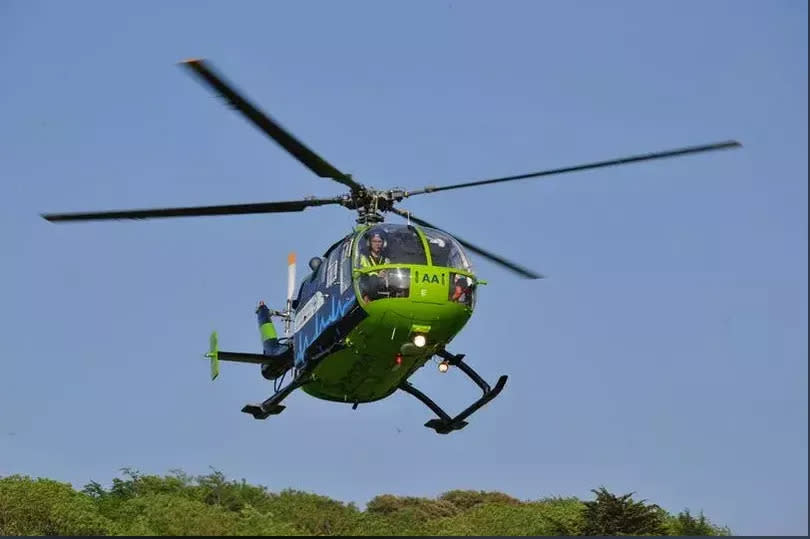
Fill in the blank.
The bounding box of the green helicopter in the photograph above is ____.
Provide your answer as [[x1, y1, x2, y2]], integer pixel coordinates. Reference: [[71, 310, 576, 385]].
[[41, 59, 742, 434]]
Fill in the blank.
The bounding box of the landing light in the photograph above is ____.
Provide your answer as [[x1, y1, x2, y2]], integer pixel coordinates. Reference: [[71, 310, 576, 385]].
[[413, 334, 426, 347], [438, 361, 449, 373]]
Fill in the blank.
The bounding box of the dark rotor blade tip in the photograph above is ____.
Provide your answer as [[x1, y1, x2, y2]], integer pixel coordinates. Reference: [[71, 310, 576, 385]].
[[176, 57, 361, 190], [178, 58, 207, 69]]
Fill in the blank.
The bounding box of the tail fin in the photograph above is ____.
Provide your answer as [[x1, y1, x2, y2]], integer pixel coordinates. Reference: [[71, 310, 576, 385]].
[[206, 331, 219, 380]]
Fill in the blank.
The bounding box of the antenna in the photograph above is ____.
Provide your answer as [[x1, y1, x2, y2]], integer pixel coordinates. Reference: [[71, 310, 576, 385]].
[[285, 252, 296, 336]]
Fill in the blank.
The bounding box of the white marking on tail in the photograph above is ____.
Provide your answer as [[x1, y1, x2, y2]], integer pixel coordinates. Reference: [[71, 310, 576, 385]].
[[285, 252, 296, 336], [287, 252, 297, 302]]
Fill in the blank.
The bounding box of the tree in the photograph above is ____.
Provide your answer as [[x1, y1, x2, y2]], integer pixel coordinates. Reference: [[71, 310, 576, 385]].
[[582, 486, 668, 535]]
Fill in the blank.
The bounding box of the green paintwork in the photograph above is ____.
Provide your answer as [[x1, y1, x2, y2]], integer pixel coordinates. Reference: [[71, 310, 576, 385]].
[[260, 321, 277, 341], [208, 331, 219, 381], [300, 261, 476, 404], [204, 222, 482, 405], [296, 223, 481, 403]]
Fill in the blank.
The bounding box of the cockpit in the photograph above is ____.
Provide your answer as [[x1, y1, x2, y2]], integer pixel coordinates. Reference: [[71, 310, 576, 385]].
[[420, 227, 473, 271], [353, 223, 472, 269], [354, 224, 426, 267], [353, 223, 476, 307]]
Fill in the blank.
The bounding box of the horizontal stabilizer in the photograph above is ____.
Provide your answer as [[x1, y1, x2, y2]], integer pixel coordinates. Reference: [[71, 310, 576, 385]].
[[205, 331, 272, 382], [217, 351, 270, 364]]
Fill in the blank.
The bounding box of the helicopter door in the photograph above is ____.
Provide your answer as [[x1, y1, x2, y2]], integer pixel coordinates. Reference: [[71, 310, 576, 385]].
[[421, 227, 476, 308]]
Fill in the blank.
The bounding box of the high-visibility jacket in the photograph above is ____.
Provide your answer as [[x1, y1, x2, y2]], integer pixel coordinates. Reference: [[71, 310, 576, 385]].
[[359, 254, 390, 275]]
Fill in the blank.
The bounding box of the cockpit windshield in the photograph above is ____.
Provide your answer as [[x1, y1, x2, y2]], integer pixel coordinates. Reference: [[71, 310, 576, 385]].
[[352, 223, 476, 305], [420, 227, 472, 271], [354, 224, 427, 268]]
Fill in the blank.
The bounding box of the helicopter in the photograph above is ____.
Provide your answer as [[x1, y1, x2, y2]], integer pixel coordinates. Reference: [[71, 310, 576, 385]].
[[41, 58, 742, 434]]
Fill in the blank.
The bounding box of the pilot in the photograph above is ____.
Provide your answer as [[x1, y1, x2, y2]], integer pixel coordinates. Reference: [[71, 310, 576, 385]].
[[359, 230, 390, 267], [359, 230, 390, 302]]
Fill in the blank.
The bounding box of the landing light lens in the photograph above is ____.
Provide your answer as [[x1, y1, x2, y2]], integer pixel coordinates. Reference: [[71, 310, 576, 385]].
[[438, 361, 449, 373], [413, 335, 426, 347]]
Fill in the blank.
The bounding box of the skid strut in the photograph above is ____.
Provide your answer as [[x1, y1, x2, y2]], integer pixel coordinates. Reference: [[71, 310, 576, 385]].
[[398, 349, 507, 434], [242, 372, 310, 420]]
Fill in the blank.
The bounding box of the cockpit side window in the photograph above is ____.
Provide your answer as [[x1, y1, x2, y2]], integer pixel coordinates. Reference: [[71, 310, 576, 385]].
[[354, 225, 427, 268], [297, 265, 320, 306], [323, 242, 344, 289], [420, 227, 471, 271], [340, 237, 353, 294], [296, 253, 329, 307]]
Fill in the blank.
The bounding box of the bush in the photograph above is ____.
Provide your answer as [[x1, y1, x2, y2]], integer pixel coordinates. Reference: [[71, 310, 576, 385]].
[[0, 475, 114, 536], [667, 508, 732, 536], [0, 469, 732, 536]]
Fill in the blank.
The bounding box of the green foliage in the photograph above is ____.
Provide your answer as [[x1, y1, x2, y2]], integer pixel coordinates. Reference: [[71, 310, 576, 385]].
[[367, 493, 461, 519], [0, 475, 114, 535], [111, 493, 238, 535], [437, 489, 522, 510], [351, 507, 435, 536], [666, 508, 732, 536], [582, 486, 669, 536], [232, 503, 304, 536], [0, 469, 732, 536], [194, 468, 277, 512], [260, 488, 361, 535], [427, 502, 563, 536], [525, 496, 587, 536]]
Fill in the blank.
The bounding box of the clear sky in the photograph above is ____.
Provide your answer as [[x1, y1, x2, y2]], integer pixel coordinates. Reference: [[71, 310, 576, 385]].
[[1, 1, 806, 535]]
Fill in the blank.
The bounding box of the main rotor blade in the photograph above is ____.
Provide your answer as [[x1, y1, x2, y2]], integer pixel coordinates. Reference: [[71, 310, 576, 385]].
[[42, 197, 344, 222], [391, 208, 543, 279], [180, 58, 364, 192], [405, 140, 742, 197]]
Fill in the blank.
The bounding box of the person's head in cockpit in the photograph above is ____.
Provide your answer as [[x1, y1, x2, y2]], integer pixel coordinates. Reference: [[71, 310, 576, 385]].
[[366, 230, 389, 264]]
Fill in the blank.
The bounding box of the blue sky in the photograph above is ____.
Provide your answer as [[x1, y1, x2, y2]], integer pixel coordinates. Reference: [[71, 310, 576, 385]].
[[1, 0, 806, 535]]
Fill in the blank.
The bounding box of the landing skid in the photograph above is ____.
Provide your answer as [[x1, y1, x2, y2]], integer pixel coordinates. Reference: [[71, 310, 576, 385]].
[[241, 371, 311, 420], [398, 348, 507, 434]]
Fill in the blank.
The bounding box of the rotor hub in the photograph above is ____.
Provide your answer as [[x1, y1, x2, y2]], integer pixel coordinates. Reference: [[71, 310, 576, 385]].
[[342, 188, 409, 224]]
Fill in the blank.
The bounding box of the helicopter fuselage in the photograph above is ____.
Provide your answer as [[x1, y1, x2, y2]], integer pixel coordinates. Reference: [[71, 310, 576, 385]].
[[285, 223, 480, 404]]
